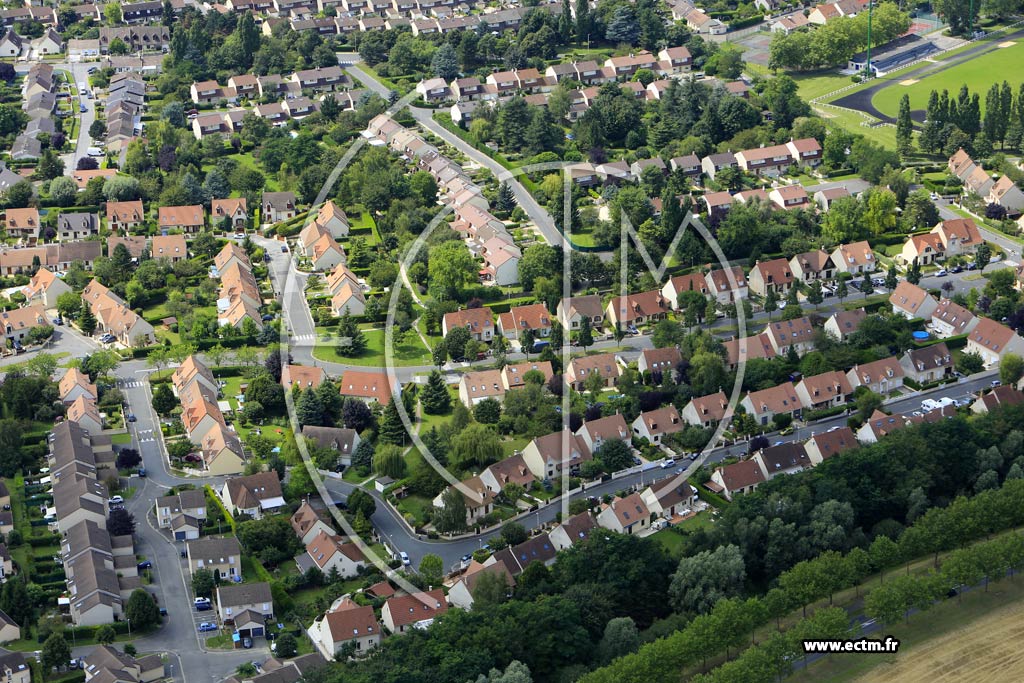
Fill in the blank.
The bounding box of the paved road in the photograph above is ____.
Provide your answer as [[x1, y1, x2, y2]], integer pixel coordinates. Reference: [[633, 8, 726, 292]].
[[345, 64, 566, 251], [58, 60, 96, 171]]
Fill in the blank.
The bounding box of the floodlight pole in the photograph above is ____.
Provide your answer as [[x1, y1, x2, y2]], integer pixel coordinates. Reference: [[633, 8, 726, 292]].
[[865, 0, 873, 80]]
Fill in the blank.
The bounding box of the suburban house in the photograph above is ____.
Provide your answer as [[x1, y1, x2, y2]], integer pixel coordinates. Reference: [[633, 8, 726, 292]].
[[261, 191, 298, 223], [899, 343, 954, 384], [707, 459, 766, 500], [217, 582, 274, 623], [21, 267, 71, 307], [211, 198, 248, 229], [988, 176, 1024, 212], [302, 425, 360, 468], [930, 298, 978, 338], [106, 200, 145, 233], [640, 477, 696, 521], [82, 647, 163, 683], [381, 589, 447, 635], [564, 353, 622, 392], [748, 258, 794, 296], [338, 370, 396, 405], [576, 414, 631, 453], [795, 370, 853, 410], [764, 316, 815, 355], [804, 426, 859, 464], [556, 295, 605, 332], [154, 489, 207, 530], [450, 558, 517, 610], [186, 536, 242, 580], [442, 307, 494, 341], [890, 281, 938, 320], [789, 249, 836, 282], [971, 384, 1024, 414], [59, 367, 97, 404], [521, 430, 591, 480], [151, 234, 188, 262], [0, 613, 21, 646], [823, 308, 866, 341], [300, 530, 366, 578], [0, 305, 49, 344], [752, 442, 811, 479], [433, 476, 494, 526], [290, 501, 336, 546], [605, 290, 671, 328], [900, 232, 946, 267], [631, 405, 685, 444], [966, 317, 1024, 367], [220, 473, 285, 520], [706, 266, 748, 303], [596, 493, 651, 535], [549, 512, 597, 551], [308, 600, 381, 659], [740, 382, 802, 426], [931, 218, 983, 257], [158, 205, 205, 234], [57, 213, 99, 241], [661, 273, 709, 308], [479, 453, 535, 495], [830, 241, 875, 275], [846, 356, 905, 394], [723, 333, 777, 371], [681, 390, 730, 428], [497, 303, 552, 340], [768, 184, 810, 211], [638, 346, 682, 376]]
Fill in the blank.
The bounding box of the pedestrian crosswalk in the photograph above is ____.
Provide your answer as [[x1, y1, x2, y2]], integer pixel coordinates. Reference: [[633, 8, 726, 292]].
[[136, 429, 157, 443], [119, 381, 145, 388], [288, 334, 316, 343]]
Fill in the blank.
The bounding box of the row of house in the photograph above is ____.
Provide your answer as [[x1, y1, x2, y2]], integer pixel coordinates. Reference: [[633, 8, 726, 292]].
[[106, 198, 252, 235], [949, 148, 1024, 214], [190, 66, 350, 105], [748, 240, 875, 297], [12, 62, 57, 161], [450, 74, 749, 126], [191, 90, 367, 139], [296, 201, 349, 274], [81, 278, 156, 347], [898, 217, 985, 267], [50, 421, 141, 625], [420, 46, 694, 105], [366, 114, 522, 286], [213, 241, 266, 333], [170, 354, 247, 474], [104, 72, 147, 154]]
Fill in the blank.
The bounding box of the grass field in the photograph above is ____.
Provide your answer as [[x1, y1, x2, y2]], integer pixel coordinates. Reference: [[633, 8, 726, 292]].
[[871, 40, 1024, 118], [312, 326, 433, 366], [793, 577, 1024, 682]]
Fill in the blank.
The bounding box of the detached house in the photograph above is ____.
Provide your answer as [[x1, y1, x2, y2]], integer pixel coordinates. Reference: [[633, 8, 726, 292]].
[[805, 426, 859, 464], [22, 267, 71, 307], [220, 472, 285, 520], [830, 241, 875, 275], [932, 218, 984, 257], [789, 249, 835, 282], [565, 353, 621, 392], [890, 281, 938, 320], [300, 531, 366, 578], [930, 298, 978, 338], [632, 405, 684, 444], [309, 601, 381, 658], [846, 356, 904, 394], [382, 590, 447, 635], [158, 205, 205, 234], [824, 308, 866, 341], [556, 295, 604, 332], [681, 390, 729, 428], [605, 289, 670, 328], [707, 459, 766, 501], [522, 430, 592, 480], [900, 343, 953, 384], [597, 493, 651, 535], [740, 382, 802, 426], [262, 191, 298, 224], [966, 317, 1024, 367], [442, 307, 494, 341], [795, 370, 853, 410], [497, 303, 552, 341], [763, 316, 815, 355], [748, 258, 793, 296], [106, 200, 144, 233], [576, 413, 630, 453]]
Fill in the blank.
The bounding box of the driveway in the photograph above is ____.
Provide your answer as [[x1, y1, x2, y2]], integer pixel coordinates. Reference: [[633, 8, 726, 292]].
[[55, 60, 96, 171]]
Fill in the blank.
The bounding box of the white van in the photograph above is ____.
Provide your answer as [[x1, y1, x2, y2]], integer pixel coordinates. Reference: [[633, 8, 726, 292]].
[[87, 146, 103, 157]]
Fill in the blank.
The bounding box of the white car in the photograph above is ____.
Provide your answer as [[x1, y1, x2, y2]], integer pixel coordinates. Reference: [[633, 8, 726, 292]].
[[109, 495, 124, 505], [399, 551, 410, 566]]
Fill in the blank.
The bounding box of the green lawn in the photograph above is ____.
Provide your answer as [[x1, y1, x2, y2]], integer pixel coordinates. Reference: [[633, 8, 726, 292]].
[[110, 433, 132, 445], [312, 327, 432, 366], [820, 107, 898, 148], [871, 40, 1024, 119]]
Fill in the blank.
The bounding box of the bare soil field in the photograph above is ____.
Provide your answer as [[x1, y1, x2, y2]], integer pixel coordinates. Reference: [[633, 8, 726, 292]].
[[855, 595, 1024, 683]]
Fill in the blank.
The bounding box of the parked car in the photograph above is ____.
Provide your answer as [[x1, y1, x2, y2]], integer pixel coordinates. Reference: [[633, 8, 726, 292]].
[[198, 622, 217, 632], [159, 607, 168, 616], [195, 597, 212, 611], [281, 245, 288, 252], [234, 233, 246, 239], [126, 413, 136, 423], [659, 459, 674, 469], [137, 560, 152, 570], [109, 495, 124, 505], [137, 468, 146, 478], [242, 638, 253, 649], [399, 551, 410, 566], [53, 316, 63, 325], [936, 269, 948, 277]]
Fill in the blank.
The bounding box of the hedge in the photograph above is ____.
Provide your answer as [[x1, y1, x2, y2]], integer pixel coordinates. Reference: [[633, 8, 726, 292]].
[[803, 403, 849, 422], [730, 15, 763, 29], [696, 482, 730, 508], [485, 297, 538, 314], [204, 485, 235, 533], [27, 534, 60, 548]]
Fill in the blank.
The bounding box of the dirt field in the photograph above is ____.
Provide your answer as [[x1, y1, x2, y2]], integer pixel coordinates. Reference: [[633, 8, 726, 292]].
[[999, 41, 1016, 48], [855, 596, 1024, 683]]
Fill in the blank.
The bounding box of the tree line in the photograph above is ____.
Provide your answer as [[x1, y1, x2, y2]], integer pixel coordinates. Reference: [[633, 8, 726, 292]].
[[919, 82, 1024, 158], [769, 3, 910, 71]]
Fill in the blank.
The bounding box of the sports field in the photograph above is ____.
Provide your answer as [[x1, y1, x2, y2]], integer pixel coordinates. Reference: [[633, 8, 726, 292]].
[[871, 40, 1024, 119], [854, 592, 1024, 683]]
